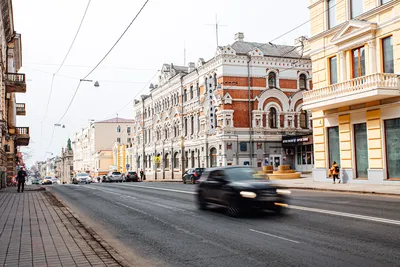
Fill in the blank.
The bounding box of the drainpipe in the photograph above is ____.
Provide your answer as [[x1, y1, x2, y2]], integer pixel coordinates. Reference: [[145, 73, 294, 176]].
[[141, 96, 145, 179], [247, 55, 253, 167], [180, 76, 185, 176]]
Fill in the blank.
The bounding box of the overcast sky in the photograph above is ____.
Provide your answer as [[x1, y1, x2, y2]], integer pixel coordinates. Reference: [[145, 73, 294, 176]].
[[13, 0, 310, 166]]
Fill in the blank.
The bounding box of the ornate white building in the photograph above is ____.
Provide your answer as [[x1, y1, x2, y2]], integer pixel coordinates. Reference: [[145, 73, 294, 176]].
[[133, 33, 313, 180]]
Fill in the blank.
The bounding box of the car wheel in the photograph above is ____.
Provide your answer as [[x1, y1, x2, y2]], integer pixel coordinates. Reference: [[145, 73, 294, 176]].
[[226, 199, 241, 217], [197, 192, 207, 210], [183, 179, 186, 184], [191, 177, 195, 184]]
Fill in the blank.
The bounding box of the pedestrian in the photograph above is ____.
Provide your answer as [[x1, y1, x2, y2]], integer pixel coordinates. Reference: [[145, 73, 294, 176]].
[[330, 161, 340, 184], [97, 176, 100, 183], [16, 167, 27, 193], [140, 169, 144, 181]]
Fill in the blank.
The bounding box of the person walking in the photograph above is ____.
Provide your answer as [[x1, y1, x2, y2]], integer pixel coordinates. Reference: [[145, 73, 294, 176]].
[[17, 167, 27, 193], [140, 169, 144, 181], [330, 161, 340, 184]]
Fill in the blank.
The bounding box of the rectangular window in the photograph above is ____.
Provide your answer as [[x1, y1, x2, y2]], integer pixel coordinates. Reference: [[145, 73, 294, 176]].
[[385, 118, 400, 178], [382, 0, 391, 4], [354, 123, 368, 178], [328, 0, 336, 29], [352, 47, 365, 78], [127, 127, 131, 134], [329, 56, 338, 84], [382, 36, 394, 73], [127, 138, 131, 143], [117, 137, 121, 143], [328, 127, 340, 168], [351, 0, 363, 18]]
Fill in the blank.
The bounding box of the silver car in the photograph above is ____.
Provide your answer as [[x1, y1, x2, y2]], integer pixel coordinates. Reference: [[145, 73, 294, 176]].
[[106, 171, 123, 183], [73, 173, 91, 184]]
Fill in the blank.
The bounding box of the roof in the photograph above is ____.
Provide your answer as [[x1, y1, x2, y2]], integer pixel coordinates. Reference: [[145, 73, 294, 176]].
[[96, 117, 135, 123], [230, 41, 309, 59]]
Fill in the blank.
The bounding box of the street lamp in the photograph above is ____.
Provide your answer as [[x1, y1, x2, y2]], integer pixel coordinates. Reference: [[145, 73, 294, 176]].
[[54, 124, 65, 128], [80, 79, 100, 87]]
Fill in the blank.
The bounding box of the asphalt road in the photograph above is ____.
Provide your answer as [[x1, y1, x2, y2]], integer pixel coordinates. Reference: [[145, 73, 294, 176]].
[[48, 182, 400, 267]]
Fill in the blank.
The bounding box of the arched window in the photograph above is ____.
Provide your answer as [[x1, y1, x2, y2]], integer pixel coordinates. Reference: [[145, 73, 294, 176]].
[[210, 148, 217, 167], [185, 151, 189, 168], [183, 89, 187, 102], [184, 118, 188, 136], [116, 125, 121, 133], [164, 153, 170, 170], [190, 85, 193, 99], [299, 74, 307, 90], [174, 124, 178, 137], [300, 110, 308, 129], [268, 72, 277, 88], [191, 116, 194, 135], [164, 128, 168, 139], [269, 107, 278, 129], [173, 152, 179, 169]]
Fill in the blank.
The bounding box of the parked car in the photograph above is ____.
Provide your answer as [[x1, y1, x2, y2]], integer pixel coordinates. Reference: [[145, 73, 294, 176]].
[[122, 171, 139, 182], [43, 177, 53, 185], [105, 171, 123, 183], [72, 173, 91, 184], [196, 166, 291, 217], [51, 178, 60, 185], [183, 168, 205, 184], [31, 179, 40, 185], [38, 180, 43, 185]]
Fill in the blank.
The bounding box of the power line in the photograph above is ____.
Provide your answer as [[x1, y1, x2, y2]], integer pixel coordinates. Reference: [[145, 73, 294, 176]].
[[24, 62, 157, 71]]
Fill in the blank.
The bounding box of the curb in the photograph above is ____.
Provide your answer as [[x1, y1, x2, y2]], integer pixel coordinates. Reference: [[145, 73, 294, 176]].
[[46, 189, 133, 267], [281, 186, 400, 197]]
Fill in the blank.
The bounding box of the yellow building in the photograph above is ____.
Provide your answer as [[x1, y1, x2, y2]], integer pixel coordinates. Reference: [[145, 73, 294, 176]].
[[304, 0, 400, 183], [112, 143, 135, 173], [94, 150, 113, 177]]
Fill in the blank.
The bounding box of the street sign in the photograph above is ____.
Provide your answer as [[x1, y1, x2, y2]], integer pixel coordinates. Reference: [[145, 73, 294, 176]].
[[126, 164, 130, 169]]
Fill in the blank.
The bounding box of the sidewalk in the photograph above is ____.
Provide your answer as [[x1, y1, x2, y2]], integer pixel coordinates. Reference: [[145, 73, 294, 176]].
[[274, 176, 400, 196], [0, 186, 129, 267]]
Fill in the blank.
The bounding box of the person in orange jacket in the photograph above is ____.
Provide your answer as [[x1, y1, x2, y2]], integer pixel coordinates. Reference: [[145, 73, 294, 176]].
[[330, 161, 340, 184]]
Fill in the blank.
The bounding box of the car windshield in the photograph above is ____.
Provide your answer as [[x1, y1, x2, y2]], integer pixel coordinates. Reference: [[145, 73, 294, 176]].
[[195, 168, 205, 173], [78, 173, 89, 177], [45, 177, 52, 180], [52, 178, 57, 180], [224, 167, 266, 181], [112, 172, 121, 175], [128, 172, 136, 174]]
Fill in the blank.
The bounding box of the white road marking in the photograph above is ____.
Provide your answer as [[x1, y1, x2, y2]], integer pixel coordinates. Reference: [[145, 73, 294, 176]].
[[122, 184, 196, 195], [290, 205, 400, 226], [84, 184, 400, 226], [249, 229, 300, 244]]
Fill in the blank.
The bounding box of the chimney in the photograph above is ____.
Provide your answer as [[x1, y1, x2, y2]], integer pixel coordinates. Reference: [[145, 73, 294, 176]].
[[188, 62, 195, 72], [149, 83, 155, 90], [234, 32, 244, 42]]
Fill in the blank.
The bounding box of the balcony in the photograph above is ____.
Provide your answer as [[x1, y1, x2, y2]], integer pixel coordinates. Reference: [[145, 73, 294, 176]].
[[15, 127, 30, 146], [16, 103, 26, 116], [5, 73, 26, 93], [303, 73, 400, 111]]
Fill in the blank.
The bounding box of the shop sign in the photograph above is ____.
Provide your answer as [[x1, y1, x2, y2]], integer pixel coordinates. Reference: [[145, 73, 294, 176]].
[[282, 137, 309, 144]]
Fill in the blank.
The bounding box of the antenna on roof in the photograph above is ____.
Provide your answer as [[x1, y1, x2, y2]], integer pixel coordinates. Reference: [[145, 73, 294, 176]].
[[205, 14, 227, 48]]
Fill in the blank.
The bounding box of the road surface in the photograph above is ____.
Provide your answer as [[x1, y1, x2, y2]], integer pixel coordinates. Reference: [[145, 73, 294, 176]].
[[48, 182, 400, 267]]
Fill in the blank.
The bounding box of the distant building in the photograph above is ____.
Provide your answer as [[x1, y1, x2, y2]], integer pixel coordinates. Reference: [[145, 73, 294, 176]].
[[304, 0, 400, 183], [72, 117, 135, 175], [133, 32, 313, 180]]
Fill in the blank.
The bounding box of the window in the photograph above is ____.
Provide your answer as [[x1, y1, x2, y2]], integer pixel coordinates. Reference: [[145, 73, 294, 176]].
[[351, 0, 363, 18], [352, 47, 365, 78], [299, 74, 307, 90], [164, 153, 170, 170], [127, 138, 131, 143], [155, 154, 161, 169], [183, 89, 187, 102], [165, 128, 168, 139], [300, 110, 308, 129], [354, 123, 368, 178], [185, 151, 189, 168], [191, 151, 195, 168], [117, 137, 121, 143], [191, 117, 194, 135], [173, 152, 179, 169], [329, 56, 338, 84], [127, 127, 131, 134], [268, 107, 278, 129], [328, 127, 340, 168], [184, 118, 188, 136], [117, 126, 121, 133], [382, 36, 394, 73], [210, 148, 217, 167], [328, 0, 336, 29], [385, 118, 400, 178], [190, 85, 193, 99], [268, 72, 276, 88], [381, 0, 391, 4]]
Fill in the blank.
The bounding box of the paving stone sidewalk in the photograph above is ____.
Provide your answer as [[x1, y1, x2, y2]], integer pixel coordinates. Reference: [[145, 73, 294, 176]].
[[0, 187, 126, 267]]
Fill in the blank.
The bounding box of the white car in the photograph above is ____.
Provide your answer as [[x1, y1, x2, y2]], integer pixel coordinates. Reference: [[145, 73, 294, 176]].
[[73, 173, 92, 184], [51, 178, 60, 185], [105, 171, 123, 183]]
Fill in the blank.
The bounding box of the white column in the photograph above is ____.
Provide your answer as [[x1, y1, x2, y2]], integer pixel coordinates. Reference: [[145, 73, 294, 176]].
[[277, 112, 281, 129], [297, 113, 301, 129], [265, 112, 270, 129], [368, 40, 377, 74], [339, 51, 346, 82], [284, 114, 288, 128]]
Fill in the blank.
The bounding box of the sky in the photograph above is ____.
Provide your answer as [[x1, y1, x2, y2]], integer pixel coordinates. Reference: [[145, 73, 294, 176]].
[[13, 0, 310, 166]]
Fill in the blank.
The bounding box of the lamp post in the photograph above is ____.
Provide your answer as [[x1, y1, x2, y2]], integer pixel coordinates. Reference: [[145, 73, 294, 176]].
[[80, 79, 100, 87]]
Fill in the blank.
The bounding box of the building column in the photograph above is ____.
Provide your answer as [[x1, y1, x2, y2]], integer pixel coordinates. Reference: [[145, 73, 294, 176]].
[[339, 51, 346, 82], [297, 113, 301, 129], [312, 111, 326, 181], [366, 109, 384, 181], [265, 112, 270, 129], [277, 112, 281, 129], [339, 114, 353, 182], [368, 40, 377, 74]]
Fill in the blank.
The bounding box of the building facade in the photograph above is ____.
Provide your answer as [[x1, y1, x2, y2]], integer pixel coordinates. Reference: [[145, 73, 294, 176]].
[[0, 0, 30, 188], [133, 33, 313, 180], [72, 117, 135, 176], [304, 0, 400, 183]]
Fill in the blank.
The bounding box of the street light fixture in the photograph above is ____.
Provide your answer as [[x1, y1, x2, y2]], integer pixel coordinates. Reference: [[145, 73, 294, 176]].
[[80, 79, 100, 87], [54, 124, 65, 128]]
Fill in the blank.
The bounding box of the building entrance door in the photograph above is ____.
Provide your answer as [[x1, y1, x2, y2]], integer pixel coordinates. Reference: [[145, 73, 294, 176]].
[[270, 155, 281, 170]]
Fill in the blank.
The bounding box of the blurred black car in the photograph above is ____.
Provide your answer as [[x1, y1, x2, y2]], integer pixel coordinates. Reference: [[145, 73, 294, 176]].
[[123, 171, 139, 182], [196, 166, 291, 217], [183, 168, 205, 184]]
